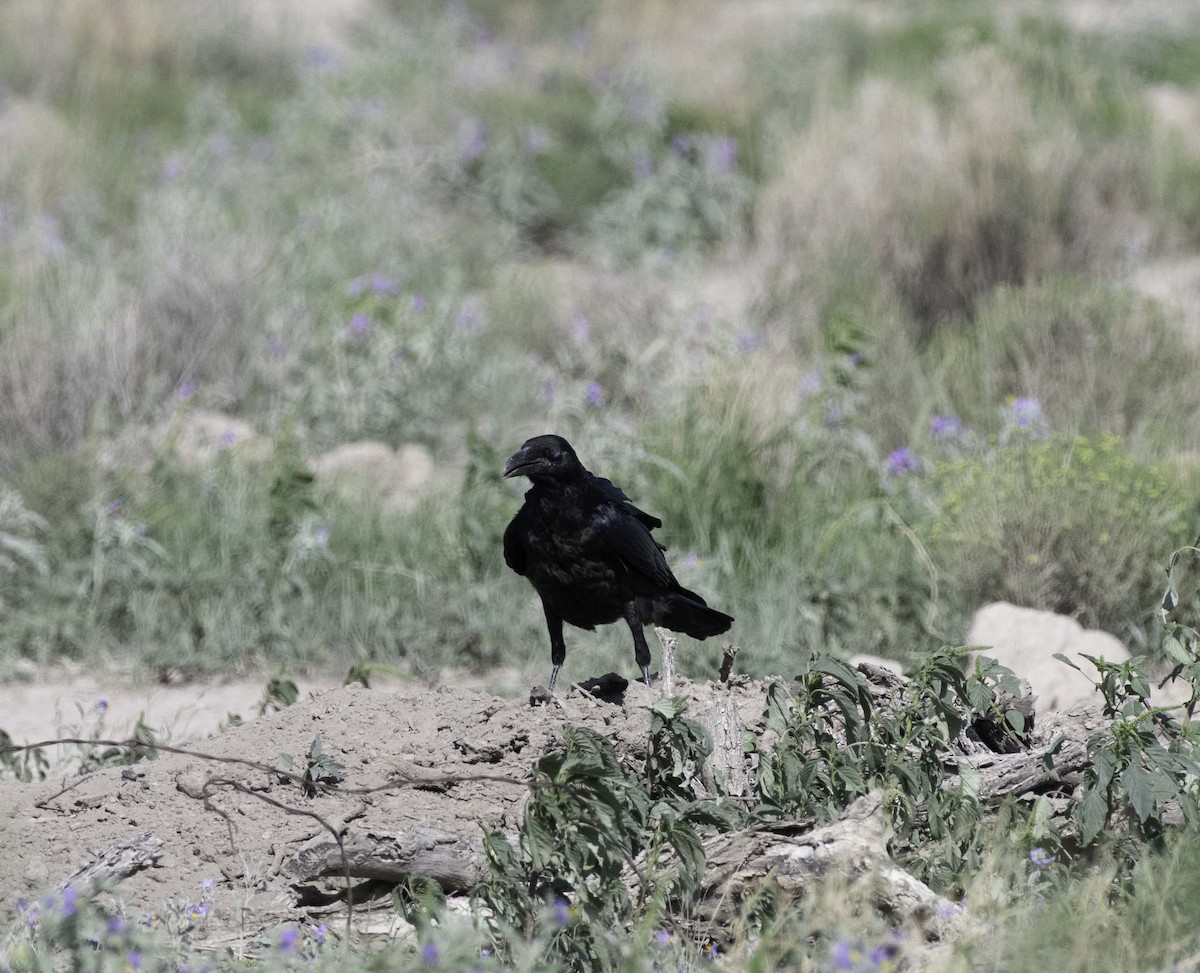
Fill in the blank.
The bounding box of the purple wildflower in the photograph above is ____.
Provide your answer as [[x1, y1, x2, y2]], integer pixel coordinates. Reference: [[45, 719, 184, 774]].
[[671, 133, 692, 157], [348, 312, 372, 337], [1007, 396, 1044, 429], [347, 275, 370, 298], [681, 551, 698, 570], [634, 153, 655, 179], [411, 292, 427, 312], [136, 523, 148, 537], [584, 381, 605, 407], [629, 90, 659, 123], [199, 877, 215, 895], [267, 334, 286, 359], [705, 941, 719, 960], [106, 499, 123, 517], [832, 941, 857, 969], [845, 352, 864, 368], [552, 896, 571, 926], [931, 414, 962, 440], [798, 370, 822, 397], [653, 929, 673, 946], [571, 314, 590, 345], [211, 131, 232, 159], [105, 915, 128, 937], [885, 447, 919, 477], [126, 951, 142, 970], [422, 941, 440, 965], [187, 902, 210, 924], [279, 926, 300, 952], [40, 214, 64, 256], [871, 941, 901, 965], [458, 117, 488, 160], [704, 136, 738, 173], [161, 155, 185, 183], [823, 402, 844, 429], [314, 525, 330, 546], [177, 381, 195, 401], [314, 922, 327, 945], [1029, 847, 1055, 869], [306, 46, 341, 74], [219, 429, 237, 449], [353, 96, 385, 118], [60, 886, 77, 918], [937, 900, 966, 920], [737, 330, 766, 354], [522, 126, 550, 155], [370, 273, 399, 296], [96, 699, 109, 714]]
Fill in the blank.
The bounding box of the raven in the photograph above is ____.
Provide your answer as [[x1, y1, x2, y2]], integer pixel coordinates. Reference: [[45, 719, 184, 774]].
[[502, 434, 733, 690]]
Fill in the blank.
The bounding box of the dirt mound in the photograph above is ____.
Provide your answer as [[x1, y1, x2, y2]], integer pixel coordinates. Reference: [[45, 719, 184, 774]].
[[0, 676, 771, 941]]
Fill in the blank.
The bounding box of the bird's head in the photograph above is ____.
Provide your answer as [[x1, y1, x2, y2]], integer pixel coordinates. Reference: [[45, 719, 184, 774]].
[[503, 435, 584, 481]]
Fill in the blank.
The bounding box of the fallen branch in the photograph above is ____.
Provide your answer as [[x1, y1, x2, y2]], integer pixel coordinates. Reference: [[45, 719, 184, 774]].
[[60, 832, 164, 891], [287, 827, 489, 893]]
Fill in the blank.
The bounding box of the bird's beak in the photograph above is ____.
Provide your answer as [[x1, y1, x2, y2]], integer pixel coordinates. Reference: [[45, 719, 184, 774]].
[[503, 448, 541, 478]]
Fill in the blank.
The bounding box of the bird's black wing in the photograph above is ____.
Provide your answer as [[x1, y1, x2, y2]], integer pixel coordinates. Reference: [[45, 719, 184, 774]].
[[590, 475, 663, 530], [590, 502, 676, 589], [503, 506, 529, 576]]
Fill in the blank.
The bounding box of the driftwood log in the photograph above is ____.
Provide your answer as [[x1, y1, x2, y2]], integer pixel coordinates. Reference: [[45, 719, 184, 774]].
[[288, 827, 489, 893], [60, 832, 165, 891]]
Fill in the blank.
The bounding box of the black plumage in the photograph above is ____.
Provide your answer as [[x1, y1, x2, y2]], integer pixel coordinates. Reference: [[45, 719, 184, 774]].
[[502, 434, 733, 690]]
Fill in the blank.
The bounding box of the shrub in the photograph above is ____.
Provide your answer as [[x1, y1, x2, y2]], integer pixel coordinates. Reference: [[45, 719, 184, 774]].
[[924, 433, 1193, 641], [937, 278, 1200, 448]]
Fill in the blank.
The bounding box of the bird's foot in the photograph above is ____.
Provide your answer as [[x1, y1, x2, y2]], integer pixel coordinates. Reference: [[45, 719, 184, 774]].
[[547, 664, 561, 692], [640, 664, 653, 687]]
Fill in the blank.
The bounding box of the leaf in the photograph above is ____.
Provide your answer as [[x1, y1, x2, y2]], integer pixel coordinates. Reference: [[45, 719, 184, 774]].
[[765, 682, 792, 735], [1077, 782, 1109, 845], [1121, 763, 1155, 823], [965, 679, 993, 713], [1004, 710, 1026, 735], [1092, 747, 1117, 790], [1162, 583, 1178, 618], [1052, 653, 1083, 673], [1163, 631, 1192, 666], [523, 812, 557, 871]]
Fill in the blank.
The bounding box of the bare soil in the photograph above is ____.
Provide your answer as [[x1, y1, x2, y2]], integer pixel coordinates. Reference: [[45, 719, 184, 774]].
[[0, 674, 772, 946]]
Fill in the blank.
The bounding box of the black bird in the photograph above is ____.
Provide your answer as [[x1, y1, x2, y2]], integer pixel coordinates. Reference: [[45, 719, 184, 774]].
[[502, 434, 733, 690]]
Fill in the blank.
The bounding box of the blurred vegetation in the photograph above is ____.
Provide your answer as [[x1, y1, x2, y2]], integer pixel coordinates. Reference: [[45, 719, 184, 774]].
[[0, 0, 1194, 690]]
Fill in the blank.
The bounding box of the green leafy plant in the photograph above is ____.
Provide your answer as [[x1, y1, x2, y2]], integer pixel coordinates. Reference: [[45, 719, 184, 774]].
[[279, 734, 345, 798], [477, 703, 724, 969]]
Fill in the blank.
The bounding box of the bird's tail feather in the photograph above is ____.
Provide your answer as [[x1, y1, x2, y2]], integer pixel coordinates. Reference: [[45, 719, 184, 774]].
[[651, 588, 733, 639]]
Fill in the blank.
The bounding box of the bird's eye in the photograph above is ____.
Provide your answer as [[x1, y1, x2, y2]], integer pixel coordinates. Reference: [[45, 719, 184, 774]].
[[552, 450, 564, 460]]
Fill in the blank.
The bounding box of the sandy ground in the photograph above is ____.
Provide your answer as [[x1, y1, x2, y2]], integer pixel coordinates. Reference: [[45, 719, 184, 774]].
[[0, 674, 772, 951]]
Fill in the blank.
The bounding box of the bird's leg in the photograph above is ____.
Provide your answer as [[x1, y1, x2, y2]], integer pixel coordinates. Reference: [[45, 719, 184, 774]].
[[624, 607, 653, 687], [544, 605, 566, 691]]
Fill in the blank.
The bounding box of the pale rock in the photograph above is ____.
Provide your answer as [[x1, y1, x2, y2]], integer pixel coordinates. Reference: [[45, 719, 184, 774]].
[[312, 441, 435, 514], [966, 602, 1129, 712]]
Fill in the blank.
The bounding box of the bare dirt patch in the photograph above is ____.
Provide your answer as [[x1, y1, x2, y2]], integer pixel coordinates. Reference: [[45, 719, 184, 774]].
[[0, 676, 770, 944]]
